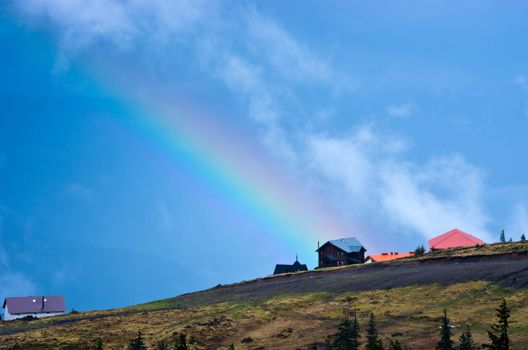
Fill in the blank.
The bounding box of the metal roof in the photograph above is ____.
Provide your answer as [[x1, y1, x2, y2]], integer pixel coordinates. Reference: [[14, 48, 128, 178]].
[[2, 296, 66, 314], [366, 252, 415, 262], [322, 237, 365, 253], [428, 228, 484, 249]]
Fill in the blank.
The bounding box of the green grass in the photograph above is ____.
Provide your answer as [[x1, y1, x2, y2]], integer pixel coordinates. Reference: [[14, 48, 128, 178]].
[[1, 281, 527, 350]]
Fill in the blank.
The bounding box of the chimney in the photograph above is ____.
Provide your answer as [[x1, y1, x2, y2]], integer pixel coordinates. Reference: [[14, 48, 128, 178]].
[[317, 241, 320, 250]]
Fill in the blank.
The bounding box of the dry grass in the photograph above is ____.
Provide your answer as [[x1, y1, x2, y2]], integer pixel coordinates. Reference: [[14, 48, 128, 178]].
[[1, 281, 527, 350], [1, 243, 527, 349], [425, 241, 528, 256]]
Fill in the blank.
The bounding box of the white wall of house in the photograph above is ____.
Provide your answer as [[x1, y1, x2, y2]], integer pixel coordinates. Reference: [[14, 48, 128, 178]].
[[3, 305, 64, 321]]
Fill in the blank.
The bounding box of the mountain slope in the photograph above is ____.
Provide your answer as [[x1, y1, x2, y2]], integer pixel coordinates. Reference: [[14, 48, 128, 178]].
[[1, 242, 528, 350]]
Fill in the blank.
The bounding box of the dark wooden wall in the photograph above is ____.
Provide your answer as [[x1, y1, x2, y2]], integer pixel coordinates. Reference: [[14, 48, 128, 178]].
[[318, 243, 365, 268]]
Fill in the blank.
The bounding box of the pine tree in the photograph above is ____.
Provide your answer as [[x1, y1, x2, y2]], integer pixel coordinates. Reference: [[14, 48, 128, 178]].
[[365, 313, 383, 350], [458, 326, 476, 350], [332, 310, 360, 350], [436, 309, 454, 350], [521, 234, 526, 241], [128, 332, 147, 350], [483, 299, 511, 350], [414, 245, 425, 257], [175, 333, 189, 350], [95, 338, 104, 350], [350, 310, 360, 350], [500, 230, 506, 243], [333, 318, 353, 350], [388, 340, 402, 350], [228, 344, 236, 350]]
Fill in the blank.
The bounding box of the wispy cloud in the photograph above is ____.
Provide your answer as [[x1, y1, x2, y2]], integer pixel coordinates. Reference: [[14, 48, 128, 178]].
[[8, 0, 497, 244], [386, 102, 419, 118], [306, 125, 491, 241], [12, 0, 210, 68], [245, 10, 331, 84]]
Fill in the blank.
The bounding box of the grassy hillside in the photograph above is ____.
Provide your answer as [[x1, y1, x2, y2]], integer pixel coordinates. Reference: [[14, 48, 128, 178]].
[[1, 242, 528, 350]]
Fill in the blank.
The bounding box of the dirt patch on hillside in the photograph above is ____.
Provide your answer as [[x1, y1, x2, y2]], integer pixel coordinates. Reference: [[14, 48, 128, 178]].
[[168, 252, 528, 307]]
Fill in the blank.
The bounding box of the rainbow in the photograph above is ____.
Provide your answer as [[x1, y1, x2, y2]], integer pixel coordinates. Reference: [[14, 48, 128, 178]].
[[24, 24, 356, 258]]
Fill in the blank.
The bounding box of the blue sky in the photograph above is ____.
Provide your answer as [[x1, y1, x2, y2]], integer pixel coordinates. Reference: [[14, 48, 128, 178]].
[[1, 1, 528, 310]]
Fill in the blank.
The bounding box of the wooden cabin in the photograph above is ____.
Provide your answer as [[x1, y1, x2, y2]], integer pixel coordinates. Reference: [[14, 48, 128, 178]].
[[317, 237, 366, 268]]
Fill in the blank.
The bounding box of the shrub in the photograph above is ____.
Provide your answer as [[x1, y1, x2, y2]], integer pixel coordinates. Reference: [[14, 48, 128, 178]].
[[241, 337, 254, 343]]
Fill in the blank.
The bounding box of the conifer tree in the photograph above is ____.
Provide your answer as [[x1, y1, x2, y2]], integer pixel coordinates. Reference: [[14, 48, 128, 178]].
[[365, 313, 383, 350], [521, 234, 526, 241], [414, 245, 425, 257], [332, 309, 360, 350], [95, 338, 104, 350], [128, 332, 147, 350], [175, 333, 189, 350], [388, 340, 402, 350], [228, 344, 236, 350], [458, 326, 476, 350], [351, 310, 360, 350], [333, 318, 353, 350], [436, 309, 454, 350], [500, 230, 506, 243], [483, 299, 511, 350]]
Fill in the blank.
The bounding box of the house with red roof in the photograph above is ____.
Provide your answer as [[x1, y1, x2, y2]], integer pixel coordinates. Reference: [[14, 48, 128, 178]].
[[2, 296, 66, 321], [365, 251, 415, 263], [428, 228, 484, 250]]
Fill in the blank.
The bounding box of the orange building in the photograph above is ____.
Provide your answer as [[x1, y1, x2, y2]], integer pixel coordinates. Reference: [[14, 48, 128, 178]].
[[365, 251, 414, 263]]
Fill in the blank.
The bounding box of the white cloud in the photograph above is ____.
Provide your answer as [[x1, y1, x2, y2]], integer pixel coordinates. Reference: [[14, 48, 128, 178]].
[[306, 126, 491, 241], [246, 10, 331, 83], [216, 54, 298, 163], [386, 102, 419, 118], [15, 0, 135, 68], [10, 0, 335, 164], [380, 156, 489, 240], [9, 0, 495, 245], [12, 0, 210, 68], [307, 134, 372, 197]]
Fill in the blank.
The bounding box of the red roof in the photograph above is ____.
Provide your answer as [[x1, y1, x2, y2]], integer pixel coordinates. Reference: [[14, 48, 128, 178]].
[[366, 252, 414, 262], [428, 228, 484, 250], [2, 296, 66, 314]]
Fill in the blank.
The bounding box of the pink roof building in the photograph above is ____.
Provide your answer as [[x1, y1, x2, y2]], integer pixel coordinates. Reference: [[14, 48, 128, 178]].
[[2, 296, 66, 321], [428, 228, 484, 250]]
